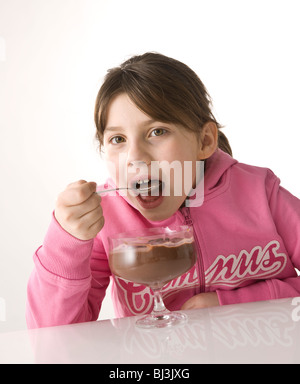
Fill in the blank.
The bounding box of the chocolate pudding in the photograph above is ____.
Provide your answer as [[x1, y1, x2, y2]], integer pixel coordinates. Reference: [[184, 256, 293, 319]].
[[109, 238, 196, 289]]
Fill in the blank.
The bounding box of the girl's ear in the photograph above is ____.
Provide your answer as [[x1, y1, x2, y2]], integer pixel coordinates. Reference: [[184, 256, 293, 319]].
[[197, 122, 218, 160]]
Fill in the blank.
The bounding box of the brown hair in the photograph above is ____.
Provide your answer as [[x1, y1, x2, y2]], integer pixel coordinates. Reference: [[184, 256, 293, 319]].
[[94, 52, 232, 156]]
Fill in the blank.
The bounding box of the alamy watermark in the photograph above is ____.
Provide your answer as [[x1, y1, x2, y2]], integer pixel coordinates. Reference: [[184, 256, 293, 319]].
[[0, 37, 6, 62], [0, 297, 6, 322], [291, 297, 300, 321], [102, 155, 205, 207]]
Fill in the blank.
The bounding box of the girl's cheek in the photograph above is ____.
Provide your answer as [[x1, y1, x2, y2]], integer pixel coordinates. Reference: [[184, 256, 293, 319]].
[[104, 151, 127, 186]]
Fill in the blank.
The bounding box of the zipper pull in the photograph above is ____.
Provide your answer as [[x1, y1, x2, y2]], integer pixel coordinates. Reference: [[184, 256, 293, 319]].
[[185, 216, 193, 226], [182, 207, 193, 226]]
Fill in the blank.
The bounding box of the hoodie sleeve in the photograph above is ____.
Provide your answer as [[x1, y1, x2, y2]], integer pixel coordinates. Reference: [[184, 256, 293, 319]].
[[217, 172, 300, 305], [26, 213, 110, 329]]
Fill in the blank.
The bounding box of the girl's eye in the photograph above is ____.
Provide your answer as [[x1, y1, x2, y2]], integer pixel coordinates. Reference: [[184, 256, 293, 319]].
[[110, 136, 125, 144], [150, 128, 166, 137]]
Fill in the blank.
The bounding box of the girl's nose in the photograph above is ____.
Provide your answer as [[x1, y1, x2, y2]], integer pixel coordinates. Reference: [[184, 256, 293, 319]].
[[126, 141, 152, 168]]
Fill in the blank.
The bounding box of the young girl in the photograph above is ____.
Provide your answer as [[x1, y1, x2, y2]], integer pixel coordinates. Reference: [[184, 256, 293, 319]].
[[26, 52, 300, 328]]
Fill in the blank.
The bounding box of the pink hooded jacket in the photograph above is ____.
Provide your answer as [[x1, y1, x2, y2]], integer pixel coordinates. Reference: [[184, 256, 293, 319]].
[[26, 149, 300, 328]]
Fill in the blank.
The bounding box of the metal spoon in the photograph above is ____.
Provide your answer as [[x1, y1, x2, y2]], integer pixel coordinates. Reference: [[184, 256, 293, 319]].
[[96, 184, 155, 195]]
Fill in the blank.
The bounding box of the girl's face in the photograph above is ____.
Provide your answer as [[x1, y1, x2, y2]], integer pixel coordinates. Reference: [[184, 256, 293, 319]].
[[102, 93, 205, 221]]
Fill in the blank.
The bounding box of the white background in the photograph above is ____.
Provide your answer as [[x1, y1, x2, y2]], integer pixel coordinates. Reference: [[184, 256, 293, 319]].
[[0, 0, 299, 332]]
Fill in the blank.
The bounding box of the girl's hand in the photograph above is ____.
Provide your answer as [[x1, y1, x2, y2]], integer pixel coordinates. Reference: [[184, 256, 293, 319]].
[[181, 292, 220, 310], [54, 180, 104, 240]]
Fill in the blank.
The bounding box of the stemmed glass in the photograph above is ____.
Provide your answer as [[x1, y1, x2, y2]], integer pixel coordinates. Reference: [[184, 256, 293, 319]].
[[108, 226, 196, 328]]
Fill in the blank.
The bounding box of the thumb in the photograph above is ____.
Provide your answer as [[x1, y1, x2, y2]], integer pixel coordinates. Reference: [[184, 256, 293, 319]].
[[88, 181, 97, 192]]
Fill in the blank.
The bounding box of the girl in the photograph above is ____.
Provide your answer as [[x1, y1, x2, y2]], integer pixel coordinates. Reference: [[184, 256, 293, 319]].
[[26, 52, 300, 328]]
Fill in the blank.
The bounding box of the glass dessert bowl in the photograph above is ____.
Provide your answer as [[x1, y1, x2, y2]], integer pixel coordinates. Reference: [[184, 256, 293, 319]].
[[108, 226, 196, 328]]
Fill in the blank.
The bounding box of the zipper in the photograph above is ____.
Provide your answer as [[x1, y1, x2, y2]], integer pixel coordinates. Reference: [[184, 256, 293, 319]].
[[182, 206, 205, 293]]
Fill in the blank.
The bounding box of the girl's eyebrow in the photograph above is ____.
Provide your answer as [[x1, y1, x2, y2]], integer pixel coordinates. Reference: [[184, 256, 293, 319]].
[[104, 126, 122, 133], [105, 119, 161, 133]]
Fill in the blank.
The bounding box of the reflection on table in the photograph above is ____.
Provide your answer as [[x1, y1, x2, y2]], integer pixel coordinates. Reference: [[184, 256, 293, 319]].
[[0, 297, 299, 363]]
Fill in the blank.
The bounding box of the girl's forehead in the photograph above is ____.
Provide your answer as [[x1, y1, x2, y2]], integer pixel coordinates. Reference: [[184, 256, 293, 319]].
[[106, 94, 156, 126]]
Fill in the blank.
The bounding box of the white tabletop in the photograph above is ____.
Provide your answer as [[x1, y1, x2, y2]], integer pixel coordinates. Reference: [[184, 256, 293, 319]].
[[0, 297, 300, 364]]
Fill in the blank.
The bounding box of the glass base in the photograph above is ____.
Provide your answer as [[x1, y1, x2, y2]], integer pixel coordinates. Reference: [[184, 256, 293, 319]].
[[136, 311, 187, 329]]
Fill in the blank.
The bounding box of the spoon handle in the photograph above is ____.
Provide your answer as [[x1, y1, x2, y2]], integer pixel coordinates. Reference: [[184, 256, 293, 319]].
[[96, 187, 132, 195]]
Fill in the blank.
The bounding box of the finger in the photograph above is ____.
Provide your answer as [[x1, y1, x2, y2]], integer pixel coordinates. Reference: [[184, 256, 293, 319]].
[[181, 297, 197, 310], [75, 193, 101, 218], [76, 206, 104, 239], [62, 181, 98, 206], [78, 197, 103, 220], [88, 213, 105, 234], [66, 179, 87, 188], [60, 194, 101, 223], [79, 216, 104, 240]]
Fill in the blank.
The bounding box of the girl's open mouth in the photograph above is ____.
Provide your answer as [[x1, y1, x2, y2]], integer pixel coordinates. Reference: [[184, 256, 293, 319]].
[[133, 179, 164, 209]]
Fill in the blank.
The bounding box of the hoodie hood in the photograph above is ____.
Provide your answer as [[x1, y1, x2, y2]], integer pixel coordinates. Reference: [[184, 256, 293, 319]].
[[203, 149, 237, 195], [182, 149, 237, 207]]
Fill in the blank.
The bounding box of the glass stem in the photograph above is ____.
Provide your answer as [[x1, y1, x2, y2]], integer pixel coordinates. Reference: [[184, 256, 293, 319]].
[[152, 289, 169, 314]]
